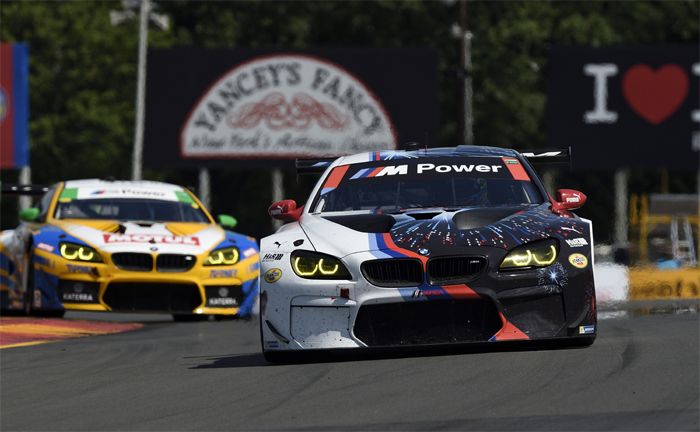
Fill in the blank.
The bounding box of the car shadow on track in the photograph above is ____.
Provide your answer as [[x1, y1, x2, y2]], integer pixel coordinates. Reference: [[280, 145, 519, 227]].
[[188, 339, 591, 369]]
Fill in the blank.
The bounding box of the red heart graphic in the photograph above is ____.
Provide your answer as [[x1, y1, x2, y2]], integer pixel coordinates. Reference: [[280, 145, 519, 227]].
[[622, 64, 688, 125]]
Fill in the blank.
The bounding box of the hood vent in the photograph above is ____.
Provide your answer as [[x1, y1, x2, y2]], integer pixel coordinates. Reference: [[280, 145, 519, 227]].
[[323, 214, 396, 233], [452, 206, 525, 230]]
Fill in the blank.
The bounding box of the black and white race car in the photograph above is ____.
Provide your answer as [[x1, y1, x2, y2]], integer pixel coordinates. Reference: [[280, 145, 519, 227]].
[[259, 146, 595, 361]]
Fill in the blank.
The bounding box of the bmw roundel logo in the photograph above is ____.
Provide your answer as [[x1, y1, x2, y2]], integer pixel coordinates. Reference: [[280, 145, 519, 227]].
[[218, 287, 229, 297], [150, 246, 158, 252]]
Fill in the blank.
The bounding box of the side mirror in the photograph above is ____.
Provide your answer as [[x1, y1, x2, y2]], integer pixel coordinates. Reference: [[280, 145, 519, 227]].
[[268, 199, 303, 222], [553, 189, 587, 211], [217, 214, 238, 229], [19, 207, 40, 222]]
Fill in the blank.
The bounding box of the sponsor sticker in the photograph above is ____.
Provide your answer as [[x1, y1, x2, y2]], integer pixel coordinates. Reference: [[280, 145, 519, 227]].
[[210, 269, 236, 278], [262, 253, 284, 262], [264, 268, 283, 283], [36, 242, 54, 252], [265, 340, 280, 349], [578, 325, 595, 335], [243, 247, 257, 258], [565, 238, 589, 248], [207, 297, 238, 306], [66, 264, 93, 274], [62, 292, 94, 302], [103, 234, 200, 246], [568, 253, 589, 269]]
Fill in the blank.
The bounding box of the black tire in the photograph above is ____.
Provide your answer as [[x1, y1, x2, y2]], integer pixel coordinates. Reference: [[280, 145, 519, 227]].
[[23, 254, 35, 316], [262, 350, 297, 364], [34, 309, 66, 318], [172, 314, 206, 322], [567, 336, 596, 348]]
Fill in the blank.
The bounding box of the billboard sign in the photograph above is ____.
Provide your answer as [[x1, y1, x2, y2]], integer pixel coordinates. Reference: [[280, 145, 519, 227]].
[[0, 42, 29, 169], [547, 45, 699, 171], [182, 54, 397, 159], [145, 48, 438, 167]]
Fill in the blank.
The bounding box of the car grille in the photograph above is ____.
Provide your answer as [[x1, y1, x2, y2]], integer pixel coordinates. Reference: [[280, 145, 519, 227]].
[[427, 256, 487, 284], [353, 299, 502, 346], [156, 254, 196, 272], [103, 282, 202, 312], [361, 259, 423, 287], [111, 253, 153, 271]]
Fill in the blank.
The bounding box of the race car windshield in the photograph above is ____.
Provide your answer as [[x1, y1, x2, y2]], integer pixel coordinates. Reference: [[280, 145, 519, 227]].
[[54, 198, 210, 223], [311, 156, 545, 213]]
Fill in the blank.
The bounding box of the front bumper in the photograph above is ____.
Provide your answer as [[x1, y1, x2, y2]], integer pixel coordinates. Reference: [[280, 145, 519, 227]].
[[33, 249, 260, 315], [260, 249, 597, 351]]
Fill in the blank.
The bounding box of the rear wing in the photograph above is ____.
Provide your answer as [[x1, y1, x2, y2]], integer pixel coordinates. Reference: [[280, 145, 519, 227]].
[[1, 184, 50, 195], [520, 147, 571, 166], [295, 158, 336, 175]]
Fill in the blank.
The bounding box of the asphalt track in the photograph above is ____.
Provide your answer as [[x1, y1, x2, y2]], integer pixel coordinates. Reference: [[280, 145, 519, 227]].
[[1, 304, 698, 431]]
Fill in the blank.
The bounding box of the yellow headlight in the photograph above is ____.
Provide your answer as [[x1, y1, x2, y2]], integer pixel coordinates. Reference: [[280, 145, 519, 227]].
[[205, 247, 239, 266], [59, 242, 103, 263], [291, 251, 351, 280], [500, 240, 558, 270]]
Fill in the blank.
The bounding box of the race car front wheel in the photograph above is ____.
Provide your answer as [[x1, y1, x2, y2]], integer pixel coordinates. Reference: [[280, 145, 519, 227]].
[[172, 314, 207, 322]]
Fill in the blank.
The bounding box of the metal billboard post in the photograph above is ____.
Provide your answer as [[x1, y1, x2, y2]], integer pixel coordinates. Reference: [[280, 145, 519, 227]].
[[110, 0, 169, 181], [614, 169, 629, 248], [131, 0, 149, 181]]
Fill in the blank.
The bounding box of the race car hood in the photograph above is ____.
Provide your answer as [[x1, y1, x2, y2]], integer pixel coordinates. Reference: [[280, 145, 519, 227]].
[[299, 203, 590, 258], [53, 220, 225, 255]]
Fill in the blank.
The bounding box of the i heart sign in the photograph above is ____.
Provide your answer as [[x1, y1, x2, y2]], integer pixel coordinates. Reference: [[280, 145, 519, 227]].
[[622, 64, 689, 125]]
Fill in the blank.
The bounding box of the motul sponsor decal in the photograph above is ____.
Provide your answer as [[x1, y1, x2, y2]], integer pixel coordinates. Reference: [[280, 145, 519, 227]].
[[102, 234, 200, 246]]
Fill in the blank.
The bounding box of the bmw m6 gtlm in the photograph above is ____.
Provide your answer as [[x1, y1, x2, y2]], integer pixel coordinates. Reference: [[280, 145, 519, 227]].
[[259, 146, 596, 361], [0, 179, 259, 319]]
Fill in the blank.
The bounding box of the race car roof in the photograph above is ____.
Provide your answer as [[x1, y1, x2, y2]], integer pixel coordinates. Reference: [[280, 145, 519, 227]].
[[335, 145, 520, 166], [61, 179, 190, 202]]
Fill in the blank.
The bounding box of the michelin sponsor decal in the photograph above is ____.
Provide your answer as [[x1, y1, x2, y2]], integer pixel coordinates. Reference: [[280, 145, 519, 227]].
[[264, 268, 283, 283], [103, 234, 200, 246], [568, 253, 589, 269]]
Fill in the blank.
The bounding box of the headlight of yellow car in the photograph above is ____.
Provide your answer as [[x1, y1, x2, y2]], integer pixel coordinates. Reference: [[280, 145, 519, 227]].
[[500, 239, 558, 270], [59, 242, 103, 263], [291, 251, 351, 280], [205, 247, 239, 266]]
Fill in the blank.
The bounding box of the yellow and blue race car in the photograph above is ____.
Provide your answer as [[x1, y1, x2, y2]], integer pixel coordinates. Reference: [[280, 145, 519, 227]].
[[0, 179, 259, 320]]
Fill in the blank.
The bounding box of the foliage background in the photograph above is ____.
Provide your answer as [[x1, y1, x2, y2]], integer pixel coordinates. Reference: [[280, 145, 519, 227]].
[[1, 0, 698, 244]]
